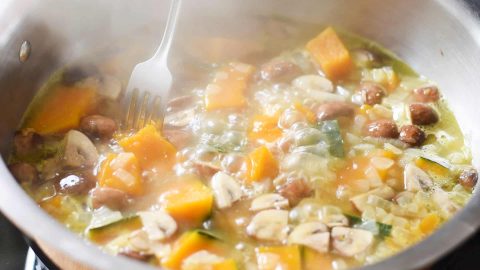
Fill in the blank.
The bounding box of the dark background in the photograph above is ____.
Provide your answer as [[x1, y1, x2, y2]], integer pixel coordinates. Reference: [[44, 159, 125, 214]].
[[1, 0, 480, 269], [0, 215, 27, 269]]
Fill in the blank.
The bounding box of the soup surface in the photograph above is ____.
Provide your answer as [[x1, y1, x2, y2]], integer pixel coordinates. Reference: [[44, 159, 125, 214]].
[[8, 25, 477, 270]]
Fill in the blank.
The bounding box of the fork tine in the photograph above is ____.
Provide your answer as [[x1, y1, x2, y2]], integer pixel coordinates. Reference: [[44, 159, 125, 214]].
[[135, 91, 151, 130], [125, 88, 139, 130], [145, 95, 162, 127], [153, 96, 165, 129], [123, 0, 180, 132]]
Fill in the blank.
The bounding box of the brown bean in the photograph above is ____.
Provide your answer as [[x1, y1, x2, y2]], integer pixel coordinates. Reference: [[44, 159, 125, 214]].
[[80, 115, 117, 140], [90, 187, 129, 210], [409, 103, 439, 125], [163, 129, 192, 149], [277, 177, 312, 206], [365, 119, 399, 138], [399, 125, 426, 147], [413, 86, 440, 103], [259, 60, 303, 83], [13, 129, 42, 158], [316, 102, 355, 121], [8, 163, 38, 183], [193, 161, 220, 179], [359, 81, 385, 105], [55, 171, 96, 195], [458, 168, 478, 189]]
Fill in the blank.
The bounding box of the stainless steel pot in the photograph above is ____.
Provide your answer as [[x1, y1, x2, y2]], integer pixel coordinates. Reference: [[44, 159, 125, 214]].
[[1, 0, 480, 269]]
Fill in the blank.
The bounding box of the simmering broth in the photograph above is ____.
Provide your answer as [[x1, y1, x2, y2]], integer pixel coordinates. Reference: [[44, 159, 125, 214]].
[[7, 23, 476, 270]]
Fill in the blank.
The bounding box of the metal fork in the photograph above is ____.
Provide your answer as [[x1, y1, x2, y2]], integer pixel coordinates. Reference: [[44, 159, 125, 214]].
[[124, 0, 182, 130]]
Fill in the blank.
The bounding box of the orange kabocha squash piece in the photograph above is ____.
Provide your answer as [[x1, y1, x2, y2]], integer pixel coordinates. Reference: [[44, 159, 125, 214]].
[[256, 245, 302, 270], [303, 247, 333, 270], [24, 86, 95, 134], [212, 259, 237, 270], [246, 145, 279, 182], [205, 62, 255, 111], [419, 213, 441, 235], [306, 27, 352, 80], [248, 114, 283, 143], [159, 175, 213, 225], [119, 124, 176, 170], [98, 152, 143, 196], [163, 230, 221, 269]]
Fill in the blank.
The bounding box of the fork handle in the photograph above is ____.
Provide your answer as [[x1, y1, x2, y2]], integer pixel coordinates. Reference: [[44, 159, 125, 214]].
[[153, 0, 182, 61]]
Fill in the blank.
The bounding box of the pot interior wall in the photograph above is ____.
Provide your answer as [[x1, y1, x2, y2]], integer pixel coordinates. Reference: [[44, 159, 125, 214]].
[[0, 1, 479, 270], [2, 0, 480, 163]]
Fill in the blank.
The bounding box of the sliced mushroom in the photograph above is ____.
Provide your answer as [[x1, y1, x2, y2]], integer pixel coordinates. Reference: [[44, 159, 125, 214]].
[[138, 210, 177, 241], [288, 222, 330, 253], [63, 130, 99, 168], [127, 230, 151, 252], [331, 227, 374, 257], [183, 250, 224, 269], [324, 214, 349, 228], [350, 186, 395, 212], [246, 209, 289, 241], [404, 163, 433, 192], [292, 75, 334, 92], [250, 193, 289, 211], [125, 230, 171, 259], [211, 172, 242, 209], [164, 108, 196, 128]]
